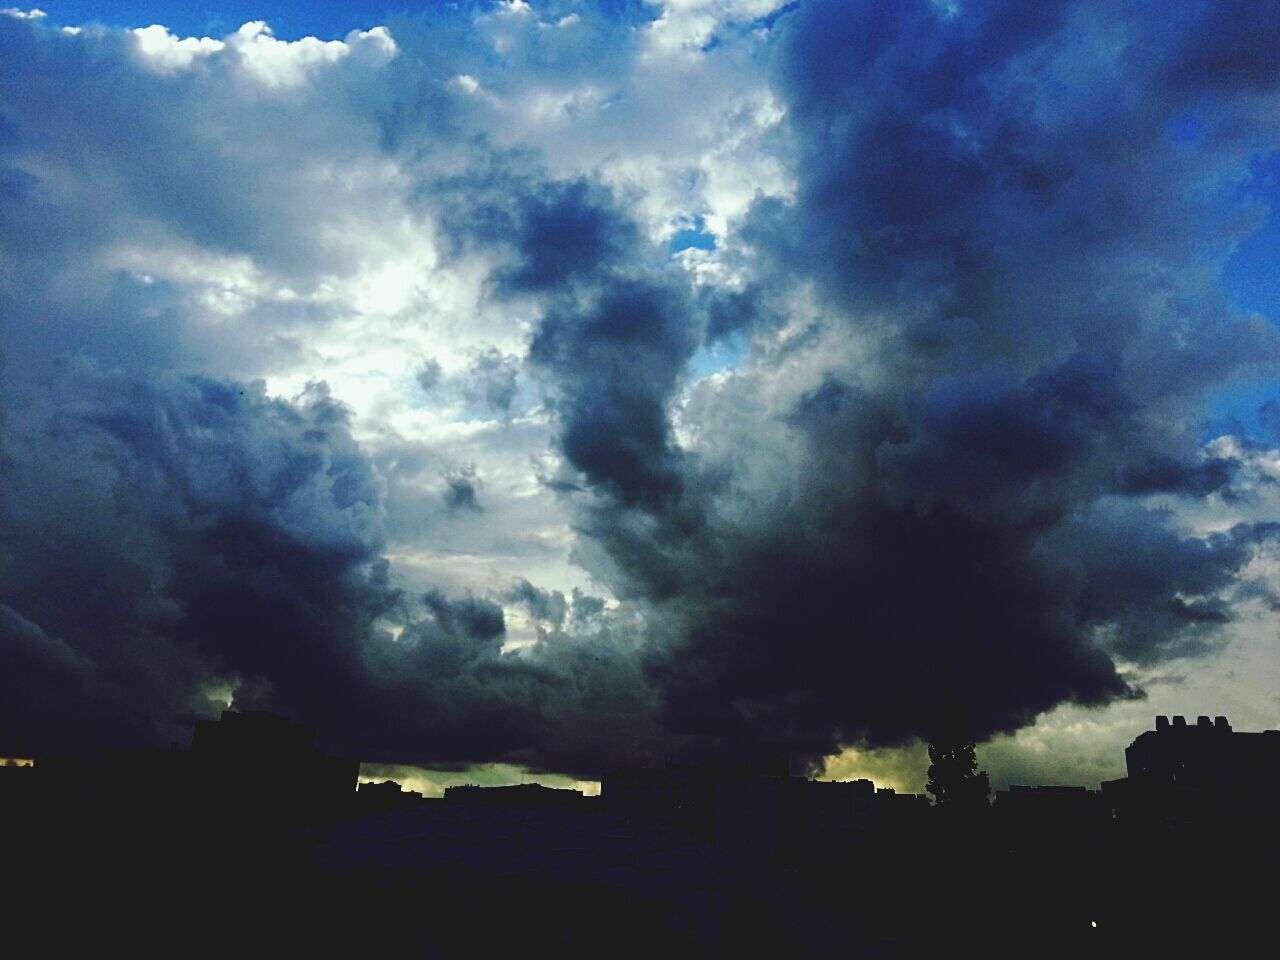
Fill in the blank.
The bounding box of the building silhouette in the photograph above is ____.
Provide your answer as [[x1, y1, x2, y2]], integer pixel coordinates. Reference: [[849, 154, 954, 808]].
[[873, 786, 931, 831], [356, 778, 427, 811], [994, 784, 1106, 820], [190, 709, 359, 817], [1125, 714, 1280, 784], [4, 710, 1280, 957], [1103, 715, 1280, 837], [601, 762, 876, 862], [443, 782, 589, 808]]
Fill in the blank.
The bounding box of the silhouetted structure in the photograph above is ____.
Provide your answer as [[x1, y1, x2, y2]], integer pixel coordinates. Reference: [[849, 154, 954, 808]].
[[5, 711, 1280, 957], [356, 779, 427, 811], [1, 710, 358, 821], [874, 786, 932, 831], [191, 710, 359, 818], [1102, 715, 1280, 838], [1127, 714, 1280, 783], [601, 763, 875, 862], [443, 782, 589, 807], [0, 761, 37, 814], [994, 784, 1109, 856], [995, 783, 1105, 820]]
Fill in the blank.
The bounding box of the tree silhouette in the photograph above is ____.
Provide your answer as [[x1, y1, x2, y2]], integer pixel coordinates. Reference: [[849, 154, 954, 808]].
[[925, 724, 990, 809]]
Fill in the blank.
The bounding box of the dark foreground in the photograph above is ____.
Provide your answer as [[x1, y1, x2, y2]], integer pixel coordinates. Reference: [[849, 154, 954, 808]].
[[4, 789, 1276, 959]]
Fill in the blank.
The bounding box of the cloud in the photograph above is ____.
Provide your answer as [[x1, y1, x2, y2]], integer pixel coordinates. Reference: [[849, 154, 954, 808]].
[[125, 20, 397, 84], [515, 0, 1280, 762], [531, 277, 697, 512], [0, 366, 392, 746], [357, 761, 600, 797], [226, 22, 395, 89], [0, 359, 661, 771], [2, 3, 1279, 784], [505, 578, 569, 628], [0, 604, 97, 756], [415, 358, 444, 393], [131, 24, 224, 72], [443, 464, 483, 512], [463, 348, 521, 413]]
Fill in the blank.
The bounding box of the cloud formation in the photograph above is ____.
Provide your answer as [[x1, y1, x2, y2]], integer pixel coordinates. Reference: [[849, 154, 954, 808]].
[[2, 2, 1278, 779]]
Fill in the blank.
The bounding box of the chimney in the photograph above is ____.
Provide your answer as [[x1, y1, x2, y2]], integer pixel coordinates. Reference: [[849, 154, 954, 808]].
[[1173, 716, 1187, 728], [1197, 715, 1212, 729], [1156, 716, 1169, 731], [1214, 716, 1231, 731]]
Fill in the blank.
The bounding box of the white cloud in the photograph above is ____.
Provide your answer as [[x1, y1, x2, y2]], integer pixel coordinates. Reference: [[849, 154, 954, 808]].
[[643, 0, 790, 56], [132, 25, 225, 72], [228, 21, 352, 88], [124, 20, 397, 83], [496, 0, 535, 17]]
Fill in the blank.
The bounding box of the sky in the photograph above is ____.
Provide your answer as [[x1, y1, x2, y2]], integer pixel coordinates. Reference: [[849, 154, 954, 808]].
[[2, 0, 1279, 794]]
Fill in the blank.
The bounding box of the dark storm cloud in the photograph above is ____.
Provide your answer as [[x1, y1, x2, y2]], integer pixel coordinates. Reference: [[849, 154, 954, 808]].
[[0, 365, 389, 754], [1043, 503, 1261, 663], [502, 579, 608, 633], [516, 0, 1280, 761], [417, 155, 640, 287], [545, 370, 1134, 759], [531, 278, 697, 511], [506, 578, 569, 628], [702, 282, 777, 342], [0, 604, 98, 756], [494, 180, 640, 295], [756, 1, 1279, 383], [0, 360, 660, 771], [1116, 457, 1236, 497], [1160, 1, 1280, 94]]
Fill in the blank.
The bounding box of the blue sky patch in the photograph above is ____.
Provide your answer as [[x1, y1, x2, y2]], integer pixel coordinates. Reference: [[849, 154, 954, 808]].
[[669, 216, 716, 254]]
